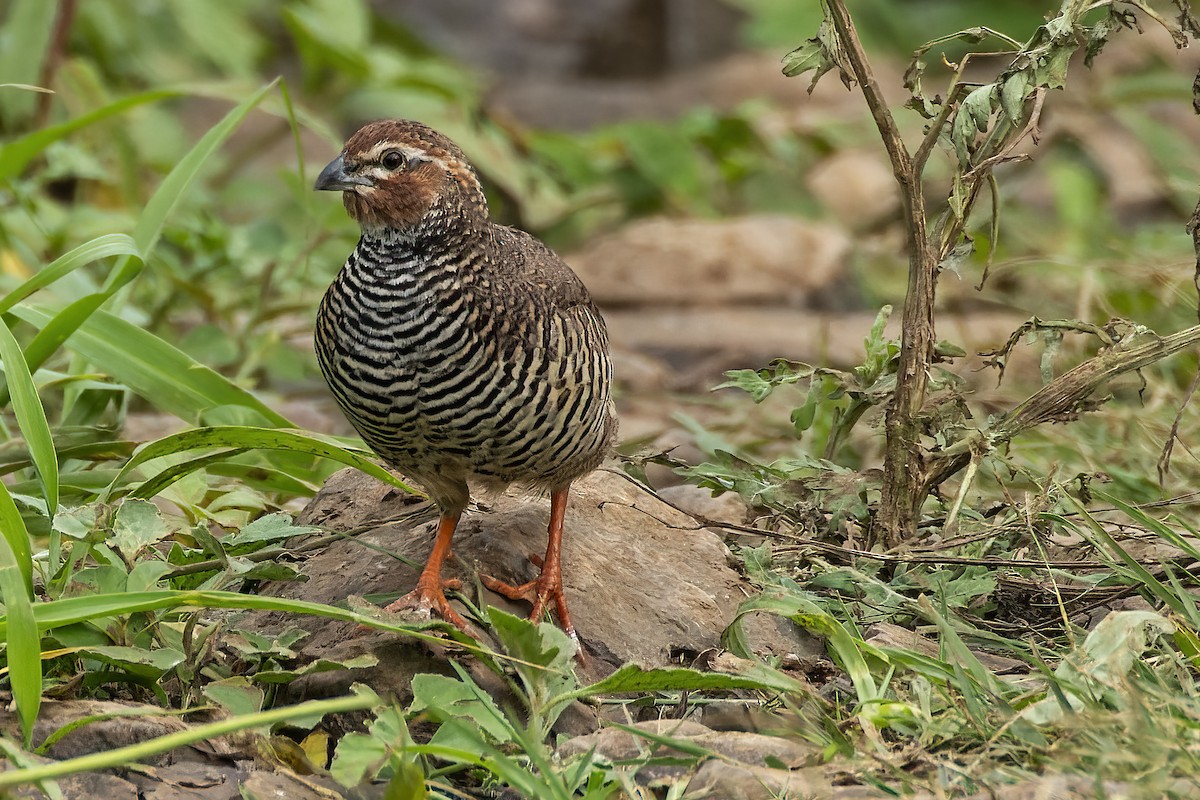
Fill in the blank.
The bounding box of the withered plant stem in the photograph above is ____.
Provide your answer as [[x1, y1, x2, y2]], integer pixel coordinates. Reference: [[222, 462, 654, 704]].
[[826, 0, 936, 545]]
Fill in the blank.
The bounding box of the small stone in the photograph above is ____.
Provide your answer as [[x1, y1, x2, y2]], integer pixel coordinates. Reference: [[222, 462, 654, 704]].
[[808, 149, 899, 229]]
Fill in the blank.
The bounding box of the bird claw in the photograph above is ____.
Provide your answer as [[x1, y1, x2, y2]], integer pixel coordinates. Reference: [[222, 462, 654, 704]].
[[383, 579, 469, 631], [480, 571, 577, 645]]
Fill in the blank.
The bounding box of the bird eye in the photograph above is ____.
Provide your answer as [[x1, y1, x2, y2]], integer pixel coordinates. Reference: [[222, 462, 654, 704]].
[[381, 150, 406, 171]]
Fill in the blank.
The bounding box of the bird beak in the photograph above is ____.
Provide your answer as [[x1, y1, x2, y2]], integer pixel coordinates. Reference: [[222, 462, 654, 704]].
[[314, 154, 372, 191]]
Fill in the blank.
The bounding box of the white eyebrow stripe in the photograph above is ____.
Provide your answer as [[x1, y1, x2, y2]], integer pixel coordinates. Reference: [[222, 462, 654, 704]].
[[360, 141, 429, 162]]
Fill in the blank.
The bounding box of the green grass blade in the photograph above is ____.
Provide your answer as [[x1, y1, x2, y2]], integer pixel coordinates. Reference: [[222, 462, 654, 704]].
[[0, 295, 108, 411], [126, 448, 251, 499], [108, 426, 415, 499], [2, 80, 277, 399], [10, 306, 291, 427], [2, 252, 145, 408], [0, 478, 33, 598], [1098, 491, 1200, 562], [728, 591, 880, 701], [0, 0, 56, 128], [0, 482, 41, 746], [0, 691, 376, 789], [132, 79, 278, 257], [1052, 502, 1187, 616], [0, 89, 184, 181], [0, 589, 455, 652], [0, 234, 141, 316], [0, 320, 57, 518]]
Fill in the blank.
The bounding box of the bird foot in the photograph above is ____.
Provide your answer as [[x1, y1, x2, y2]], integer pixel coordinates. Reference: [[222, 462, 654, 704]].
[[481, 567, 578, 647], [383, 577, 468, 631]]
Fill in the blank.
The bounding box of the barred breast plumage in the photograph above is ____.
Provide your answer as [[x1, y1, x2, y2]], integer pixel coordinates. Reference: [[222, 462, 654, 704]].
[[313, 120, 616, 646]]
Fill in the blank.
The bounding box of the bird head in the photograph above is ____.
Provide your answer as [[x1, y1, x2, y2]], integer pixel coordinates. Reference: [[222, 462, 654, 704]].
[[314, 120, 488, 232]]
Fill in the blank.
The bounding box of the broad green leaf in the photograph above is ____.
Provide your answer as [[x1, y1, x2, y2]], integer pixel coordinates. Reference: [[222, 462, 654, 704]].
[[383, 753, 428, 800], [410, 672, 515, 744], [329, 732, 389, 787], [107, 426, 416, 500], [11, 306, 292, 427], [0, 482, 39, 746], [77, 645, 185, 679], [0, 234, 141, 316], [0, 319, 58, 518], [619, 121, 706, 209], [202, 677, 265, 716], [226, 513, 319, 550]]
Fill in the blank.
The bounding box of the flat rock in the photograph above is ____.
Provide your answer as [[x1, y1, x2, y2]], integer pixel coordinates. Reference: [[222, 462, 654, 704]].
[[566, 215, 849, 308], [0, 702, 310, 800], [655, 483, 748, 526], [239, 467, 819, 709], [558, 719, 828, 798], [865, 622, 1028, 676], [8, 770, 139, 799], [0, 700, 233, 764], [689, 760, 830, 800], [605, 307, 1029, 392]]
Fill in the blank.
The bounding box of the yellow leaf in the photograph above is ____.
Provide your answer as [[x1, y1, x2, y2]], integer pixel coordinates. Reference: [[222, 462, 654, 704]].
[[300, 730, 330, 770]]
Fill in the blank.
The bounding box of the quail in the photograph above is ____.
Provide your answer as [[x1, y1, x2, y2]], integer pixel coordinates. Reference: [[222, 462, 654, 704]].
[[313, 120, 617, 645]]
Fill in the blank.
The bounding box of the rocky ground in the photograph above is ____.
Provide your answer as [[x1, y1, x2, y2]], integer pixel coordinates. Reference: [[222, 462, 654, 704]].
[[11, 4, 1200, 797], [0, 465, 1165, 798]]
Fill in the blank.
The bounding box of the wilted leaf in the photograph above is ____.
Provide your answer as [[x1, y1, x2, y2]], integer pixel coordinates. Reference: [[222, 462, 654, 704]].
[[112, 499, 172, 556], [782, 18, 850, 92], [782, 39, 828, 79], [1000, 70, 1031, 123], [1034, 48, 1071, 89], [1023, 611, 1175, 724]]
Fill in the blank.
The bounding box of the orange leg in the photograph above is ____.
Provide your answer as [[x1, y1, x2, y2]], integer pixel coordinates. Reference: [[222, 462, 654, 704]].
[[384, 512, 468, 630], [482, 487, 578, 645]]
